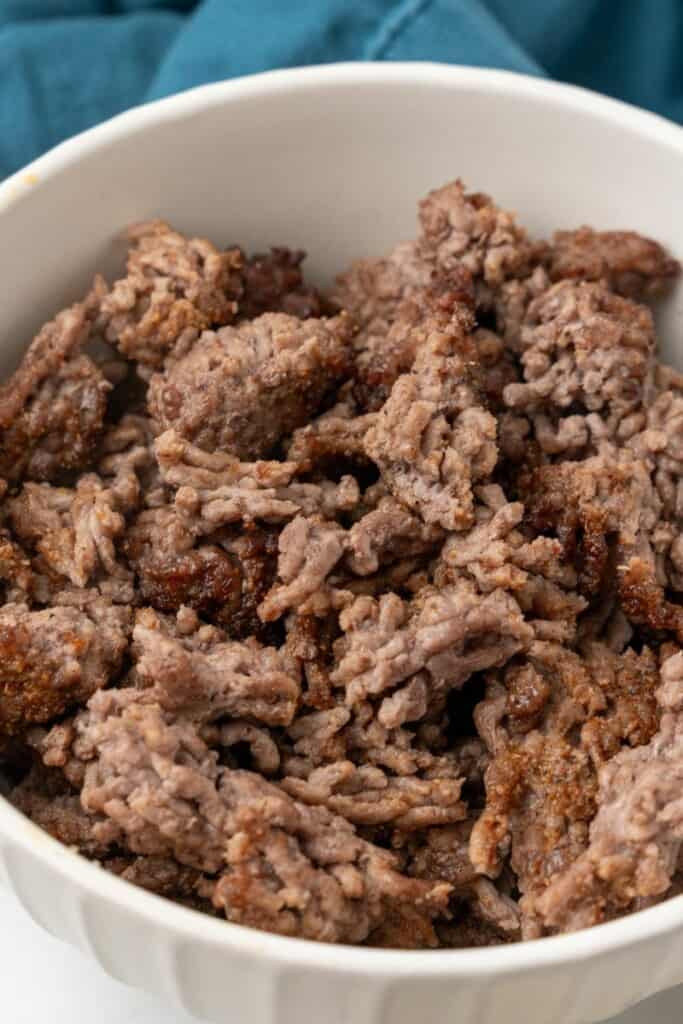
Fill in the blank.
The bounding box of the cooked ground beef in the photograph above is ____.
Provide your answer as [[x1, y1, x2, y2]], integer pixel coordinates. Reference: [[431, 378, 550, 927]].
[[2, 178, 682, 947]]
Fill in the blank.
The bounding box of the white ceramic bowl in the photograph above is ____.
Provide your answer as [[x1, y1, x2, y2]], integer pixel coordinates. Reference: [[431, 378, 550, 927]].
[[1, 63, 682, 1024]]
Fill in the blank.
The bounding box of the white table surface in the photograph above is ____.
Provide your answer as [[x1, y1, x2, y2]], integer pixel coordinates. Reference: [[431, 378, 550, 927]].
[[1, 885, 680, 1024]]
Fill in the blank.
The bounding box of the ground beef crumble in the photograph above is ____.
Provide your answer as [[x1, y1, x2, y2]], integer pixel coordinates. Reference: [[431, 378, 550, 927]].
[[1, 180, 682, 947]]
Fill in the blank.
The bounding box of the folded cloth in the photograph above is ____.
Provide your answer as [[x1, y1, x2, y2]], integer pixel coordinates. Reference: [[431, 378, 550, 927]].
[[1, 0, 682, 179]]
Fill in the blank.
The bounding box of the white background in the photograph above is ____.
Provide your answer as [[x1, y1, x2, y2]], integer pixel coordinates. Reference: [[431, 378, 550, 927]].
[[1, 885, 680, 1024]]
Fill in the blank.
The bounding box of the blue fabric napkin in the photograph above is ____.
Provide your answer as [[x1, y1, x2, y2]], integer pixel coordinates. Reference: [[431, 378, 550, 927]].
[[1, 0, 682, 180]]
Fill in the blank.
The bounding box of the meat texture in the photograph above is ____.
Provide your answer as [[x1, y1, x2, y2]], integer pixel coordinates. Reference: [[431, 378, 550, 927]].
[[96, 220, 242, 369], [549, 227, 679, 300], [0, 598, 129, 734], [149, 312, 354, 459], [534, 651, 683, 933], [0, 296, 109, 481], [6, 177, 683, 951], [365, 329, 497, 531], [74, 686, 450, 944]]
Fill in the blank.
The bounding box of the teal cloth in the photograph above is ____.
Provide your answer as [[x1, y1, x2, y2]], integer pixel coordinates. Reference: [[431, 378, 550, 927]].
[[1, 0, 682, 180]]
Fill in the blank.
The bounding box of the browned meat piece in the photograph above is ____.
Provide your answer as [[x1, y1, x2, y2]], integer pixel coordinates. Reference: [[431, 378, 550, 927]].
[[96, 220, 242, 369], [345, 497, 443, 576], [522, 448, 659, 597], [0, 599, 129, 734], [96, 413, 159, 511], [258, 516, 347, 622], [617, 556, 683, 641], [418, 179, 539, 306], [148, 312, 354, 459], [0, 530, 33, 602], [25, 718, 86, 788], [549, 227, 680, 299], [238, 247, 326, 320], [365, 330, 498, 531], [281, 760, 466, 831], [10, 761, 117, 856], [107, 855, 214, 912], [534, 650, 683, 933], [284, 612, 339, 710], [628, 384, 683, 521], [132, 611, 300, 727], [125, 508, 281, 641], [471, 327, 520, 408], [433, 485, 587, 650], [504, 281, 655, 448], [9, 476, 132, 596], [286, 397, 377, 473], [351, 276, 475, 413], [491, 266, 549, 351], [332, 241, 431, 339], [470, 642, 661, 936], [155, 429, 359, 529], [331, 581, 532, 710], [76, 689, 450, 943], [0, 298, 110, 481], [123, 505, 242, 631]]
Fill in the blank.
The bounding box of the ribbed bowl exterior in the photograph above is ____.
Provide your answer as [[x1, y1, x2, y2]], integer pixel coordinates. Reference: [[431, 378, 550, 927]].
[[1, 63, 683, 1024], [2, 823, 683, 1024]]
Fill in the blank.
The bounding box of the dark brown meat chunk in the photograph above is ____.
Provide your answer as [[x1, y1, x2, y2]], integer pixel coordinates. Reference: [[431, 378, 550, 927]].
[[123, 506, 277, 636], [0, 297, 109, 481], [535, 651, 683, 933], [470, 642, 661, 936], [238, 247, 326, 320], [0, 599, 129, 734], [549, 227, 680, 300]]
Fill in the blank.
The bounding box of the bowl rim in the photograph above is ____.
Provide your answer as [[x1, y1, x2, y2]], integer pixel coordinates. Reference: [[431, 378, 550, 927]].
[[1, 60, 683, 978]]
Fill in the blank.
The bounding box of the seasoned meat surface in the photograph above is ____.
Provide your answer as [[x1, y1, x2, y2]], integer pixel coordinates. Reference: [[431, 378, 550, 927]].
[[4, 177, 683, 948]]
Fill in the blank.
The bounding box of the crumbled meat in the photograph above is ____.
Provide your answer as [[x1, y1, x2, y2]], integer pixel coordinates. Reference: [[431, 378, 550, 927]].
[[75, 688, 450, 943], [96, 220, 242, 369], [470, 642, 661, 936], [155, 429, 359, 529], [0, 530, 33, 602], [9, 476, 131, 593], [504, 281, 656, 447], [418, 180, 539, 311], [0, 296, 109, 481], [0, 600, 129, 733], [365, 330, 498, 531], [148, 312, 354, 459], [281, 761, 466, 830], [238, 247, 326, 320], [286, 398, 377, 472], [534, 650, 683, 933], [331, 581, 532, 709], [7, 178, 683, 949], [10, 761, 116, 856], [132, 611, 300, 727], [345, 497, 443, 576], [258, 516, 347, 621], [351, 277, 475, 412], [549, 227, 680, 300]]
